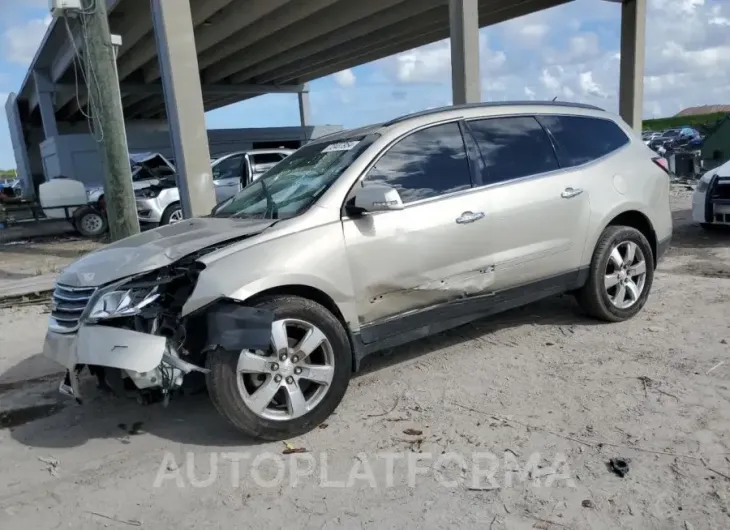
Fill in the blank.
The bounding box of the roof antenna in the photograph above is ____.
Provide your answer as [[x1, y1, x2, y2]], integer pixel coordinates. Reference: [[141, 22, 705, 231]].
[[552, 96, 558, 101]]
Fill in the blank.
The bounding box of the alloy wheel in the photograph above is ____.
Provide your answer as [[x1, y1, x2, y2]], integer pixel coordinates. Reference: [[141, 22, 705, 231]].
[[604, 240, 647, 309], [168, 209, 183, 223], [236, 318, 335, 421]]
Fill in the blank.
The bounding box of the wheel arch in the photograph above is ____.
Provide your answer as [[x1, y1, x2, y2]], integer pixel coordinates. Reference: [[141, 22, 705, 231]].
[[245, 284, 360, 372], [604, 210, 658, 268]]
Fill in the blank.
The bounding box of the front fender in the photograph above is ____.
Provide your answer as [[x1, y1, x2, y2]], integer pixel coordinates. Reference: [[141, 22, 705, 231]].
[[181, 221, 358, 331]]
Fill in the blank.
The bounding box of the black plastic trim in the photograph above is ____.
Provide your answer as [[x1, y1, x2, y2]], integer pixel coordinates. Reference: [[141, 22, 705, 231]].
[[657, 236, 671, 262], [705, 174, 719, 223], [205, 303, 274, 352], [351, 268, 588, 370]]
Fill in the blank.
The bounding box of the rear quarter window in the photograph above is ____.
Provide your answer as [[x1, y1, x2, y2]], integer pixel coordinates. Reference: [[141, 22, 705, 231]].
[[537, 115, 629, 168]]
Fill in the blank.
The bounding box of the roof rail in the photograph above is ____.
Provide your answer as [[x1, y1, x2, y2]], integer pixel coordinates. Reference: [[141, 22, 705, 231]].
[[383, 100, 605, 127]]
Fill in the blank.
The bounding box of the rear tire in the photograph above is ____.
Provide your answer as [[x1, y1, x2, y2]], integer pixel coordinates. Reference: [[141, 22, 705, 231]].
[[206, 295, 352, 440], [160, 203, 183, 225], [576, 225, 654, 322]]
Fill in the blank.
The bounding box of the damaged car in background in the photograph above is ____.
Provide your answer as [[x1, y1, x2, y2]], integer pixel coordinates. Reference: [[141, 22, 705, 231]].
[[43, 101, 672, 440], [692, 158, 730, 229]]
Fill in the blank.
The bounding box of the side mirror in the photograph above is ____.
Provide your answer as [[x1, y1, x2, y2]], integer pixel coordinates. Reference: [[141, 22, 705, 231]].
[[348, 184, 404, 215]]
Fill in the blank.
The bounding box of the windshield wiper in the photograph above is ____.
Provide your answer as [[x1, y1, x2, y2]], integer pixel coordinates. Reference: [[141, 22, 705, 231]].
[[259, 179, 278, 220]]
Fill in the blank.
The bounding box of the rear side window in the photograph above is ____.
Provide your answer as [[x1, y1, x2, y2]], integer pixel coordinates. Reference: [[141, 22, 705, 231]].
[[467, 116, 559, 183], [363, 122, 471, 203], [537, 115, 629, 167], [252, 153, 285, 165]]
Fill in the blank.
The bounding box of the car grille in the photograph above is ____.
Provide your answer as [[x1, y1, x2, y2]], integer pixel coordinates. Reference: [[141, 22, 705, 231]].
[[49, 283, 97, 333]]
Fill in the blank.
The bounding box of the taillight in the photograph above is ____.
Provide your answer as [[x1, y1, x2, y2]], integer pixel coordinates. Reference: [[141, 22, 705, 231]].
[[652, 156, 670, 175]]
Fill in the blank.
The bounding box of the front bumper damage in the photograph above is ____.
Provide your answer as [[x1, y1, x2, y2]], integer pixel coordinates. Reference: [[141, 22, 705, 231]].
[[43, 305, 275, 404], [43, 324, 207, 402]]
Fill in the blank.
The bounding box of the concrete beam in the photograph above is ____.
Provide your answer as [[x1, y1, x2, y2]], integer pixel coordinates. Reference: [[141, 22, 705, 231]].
[[117, 0, 236, 81], [237, 0, 443, 84], [113, 5, 153, 60], [50, 3, 147, 87], [224, 0, 408, 84], [203, 0, 341, 83], [56, 82, 304, 98], [28, 85, 39, 112], [124, 96, 160, 119], [32, 71, 59, 138], [449, 0, 481, 105], [145, 0, 292, 82], [151, 0, 216, 218], [262, 0, 512, 84], [206, 95, 256, 113], [273, 0, 566, 85], [51, 19, 83, 83], [263, 9, 449, 84], [618, 0, 646, 131]]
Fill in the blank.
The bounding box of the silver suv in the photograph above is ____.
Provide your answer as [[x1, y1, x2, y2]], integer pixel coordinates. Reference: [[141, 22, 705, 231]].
[[43, 102, 672, 440]]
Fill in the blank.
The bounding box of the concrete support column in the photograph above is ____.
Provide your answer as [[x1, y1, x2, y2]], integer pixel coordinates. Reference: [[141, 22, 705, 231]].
[[618, 0, 646, 131], [151, 0, 216, 218], [449, 0, 481, 105], [298, 84, 311, 127], [33, 71, 59, 139], [4, 93, 34, 199]]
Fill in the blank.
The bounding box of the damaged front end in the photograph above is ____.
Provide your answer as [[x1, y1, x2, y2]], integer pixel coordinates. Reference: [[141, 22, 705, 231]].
[[44, 246, 272, 406]]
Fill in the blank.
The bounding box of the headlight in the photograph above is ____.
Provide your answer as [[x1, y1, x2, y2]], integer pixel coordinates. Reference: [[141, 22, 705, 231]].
[[135, 187, 161, 199], [87, 287, 160, 320]]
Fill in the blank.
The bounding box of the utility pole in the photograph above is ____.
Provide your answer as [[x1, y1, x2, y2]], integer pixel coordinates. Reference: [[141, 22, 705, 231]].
[[80, 0, 140, 240]]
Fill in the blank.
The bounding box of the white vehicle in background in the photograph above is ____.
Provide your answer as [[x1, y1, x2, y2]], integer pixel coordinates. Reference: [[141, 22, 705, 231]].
[[692, 159, 730, 229], [86, 152, 176, 206], [135, 148, 294, 225]]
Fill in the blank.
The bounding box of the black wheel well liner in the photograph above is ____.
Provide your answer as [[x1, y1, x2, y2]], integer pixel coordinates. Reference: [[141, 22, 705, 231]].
[[606, 210, 657, 267], [247, 284, 358, 369]]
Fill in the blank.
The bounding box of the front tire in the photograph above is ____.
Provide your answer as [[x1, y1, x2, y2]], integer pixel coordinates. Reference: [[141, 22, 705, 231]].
[[206, 295, 352, 440], [577, 225, 654, 322], [160, 203, 183, 225]]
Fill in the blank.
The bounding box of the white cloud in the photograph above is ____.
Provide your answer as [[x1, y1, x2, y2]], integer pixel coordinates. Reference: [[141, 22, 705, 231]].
[[539, 68, 562, 92], [366, 0, 730, 119], [333, 68, 356, 88], [2, 15, 51, 66], [578, 71, 607, 98], [376, 33, 505, 85], [709, 5, 730, 25]]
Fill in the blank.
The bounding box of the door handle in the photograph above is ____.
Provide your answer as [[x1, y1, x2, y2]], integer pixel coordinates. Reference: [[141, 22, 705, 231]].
[[456, 211, 485, 224], [561, 187, 584, 199]]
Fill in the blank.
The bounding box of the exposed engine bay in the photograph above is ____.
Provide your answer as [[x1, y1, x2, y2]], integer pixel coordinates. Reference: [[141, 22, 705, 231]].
[[55, 241, 273, 406]]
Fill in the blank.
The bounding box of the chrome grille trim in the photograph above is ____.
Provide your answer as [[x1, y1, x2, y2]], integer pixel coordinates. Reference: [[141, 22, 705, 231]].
[[49, 283, 97, 333]]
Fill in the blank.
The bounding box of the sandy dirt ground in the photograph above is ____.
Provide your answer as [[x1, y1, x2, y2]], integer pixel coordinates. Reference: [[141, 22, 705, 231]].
[[0, 236, 104, 280], [1, 186, 729, 530]]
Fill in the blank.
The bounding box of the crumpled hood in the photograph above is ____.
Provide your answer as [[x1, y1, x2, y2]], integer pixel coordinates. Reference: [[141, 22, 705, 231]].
[[58, 217, 276, 287]]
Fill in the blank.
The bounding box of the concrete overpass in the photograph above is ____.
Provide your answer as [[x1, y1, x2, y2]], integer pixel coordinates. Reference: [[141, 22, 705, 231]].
[[7, 0, 646, 215]]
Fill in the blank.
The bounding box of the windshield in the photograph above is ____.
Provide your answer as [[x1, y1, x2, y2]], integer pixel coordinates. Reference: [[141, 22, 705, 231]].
[[213, 136, 374, 220]]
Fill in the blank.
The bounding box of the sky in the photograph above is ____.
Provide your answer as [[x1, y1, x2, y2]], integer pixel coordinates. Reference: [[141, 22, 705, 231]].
[[1, 0, 729, 169]]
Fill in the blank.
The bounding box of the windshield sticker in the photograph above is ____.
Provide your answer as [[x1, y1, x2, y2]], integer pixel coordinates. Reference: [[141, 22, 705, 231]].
[[322, 141, 360, 153]]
